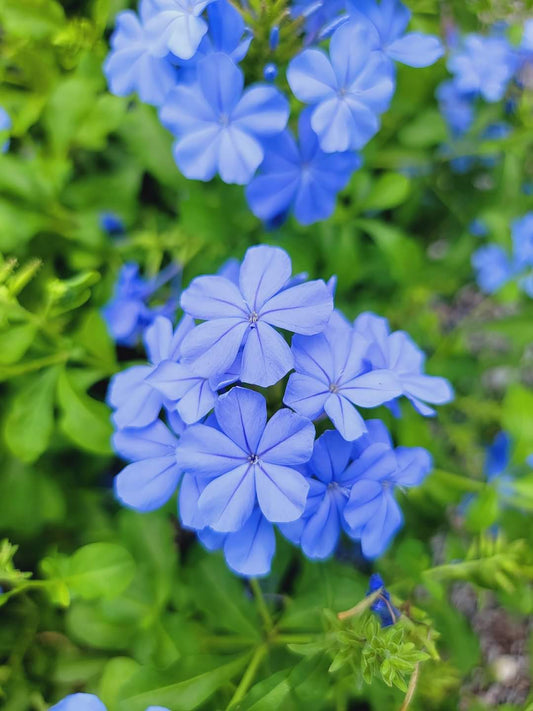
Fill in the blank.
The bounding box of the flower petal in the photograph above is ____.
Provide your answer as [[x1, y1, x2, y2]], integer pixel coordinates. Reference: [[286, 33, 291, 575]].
[[173, 126, 221, 181], [198, 463, 255, 532], [260, 280, 333, 335], [214, 387, 267, 454], [114, 455, 181, 511], [223, 509, 276, 577], [324, 393, 367, 441], [180, 318, 249, 376], [386, 33, 444, 68], [233, 85, 290, 137], [341, 369, 401, 407], [241, 322, 294, 387], [239, 245, 292, 311], [255, 462, 309, 522], [258, 408, 315, 465], [178, 423, 247, 476], [113, 420, 178, 461], [283, 372, 328, 419], [287, 48, 337, 102]]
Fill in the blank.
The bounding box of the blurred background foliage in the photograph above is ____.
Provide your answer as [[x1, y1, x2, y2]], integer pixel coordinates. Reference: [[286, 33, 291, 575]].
[[1, 0, 533, 709]]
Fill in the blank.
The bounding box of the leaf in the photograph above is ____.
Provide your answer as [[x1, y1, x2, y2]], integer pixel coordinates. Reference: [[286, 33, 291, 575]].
[[56, 368, 113, 455], [65, 543, 135, 600], [99, 657, 140, 711], [3, 366, 60, 462], [116, 654, 250, 711], [502, 384, 533, 463], [355, 218, 423, 282], [465, 486, 499, 532], [0, 323, 37, 364], [75, 309, 116, 369], [361, 173, 411, 211]]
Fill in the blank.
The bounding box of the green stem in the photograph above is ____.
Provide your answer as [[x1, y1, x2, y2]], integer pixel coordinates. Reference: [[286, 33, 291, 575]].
[[273, 633, 318, 645], [250, 578, 274, 632], [226, 644, 268, 709]]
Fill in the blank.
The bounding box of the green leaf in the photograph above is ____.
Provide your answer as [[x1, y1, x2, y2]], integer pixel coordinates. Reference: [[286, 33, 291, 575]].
[[56, 368, 113, 454], [360, 172, 411, 211], [99, 657, 140, 711], [465, 486, 499, 532], [355, 218, 423, 282], [3, 365, 60, 462], [502, 384, 533, 463], [74, 309, 116, 369], [116, 654, 250, 711], [65, 543, 135, 600], [0, 323, 37, 365]]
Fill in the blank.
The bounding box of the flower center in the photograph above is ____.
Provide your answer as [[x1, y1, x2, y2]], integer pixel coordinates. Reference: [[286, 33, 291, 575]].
[[329, 382, 339, 393], [249, 454, 259, 464], [248, 311, 259, 325], [219, 113, 230, 127]]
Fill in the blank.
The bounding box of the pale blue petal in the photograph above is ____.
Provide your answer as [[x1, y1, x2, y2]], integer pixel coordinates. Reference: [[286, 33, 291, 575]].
[[258, 408, 315, 465], [291, 332, 334, 382], [241, 322, 294, 387], [311, 97, 359, 153], [214, 387, 266, 454], [198, 52, 243, 113], [50, 694, 107, 711], [233, 85, 290, 136], [178, 423, 247, 475], [301, 494, 340, 559], [178, 473, 206, 529], [180, 275, 246, 319], [113, 420, 178, 461], [223, 509, 276, 577], [217, 126, 264, 185], [401, 373, 454, 406], [393, 447, 432, 487], [260, 280, 333, 335], [386, 33, 444, 67], [287, 49, 337, 102], [360, 490, 403, 558], [255, 462, 309, 522], [341, 369, 401, 407], [329, 21, 371, 86], [324, 393, 367, 441], [160, 84, 216, 135], [283, 373, 329, 419], [239, 245, 292, 311], [343, 478, 382, 530], [173, 126, 221, 181], [180, 318, 249, 376], [114, 455, 181, 511], [309, 429, 352, 483], [198, 463, 255, 532]]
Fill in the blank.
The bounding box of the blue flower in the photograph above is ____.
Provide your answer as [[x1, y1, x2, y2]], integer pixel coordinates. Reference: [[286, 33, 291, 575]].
[[346, 0, 444, 68], [104, 0, 178, 106], [436, 80, 475, 136], [107, 315, 194, 429], [179, 245, 333, 387], [102, 262, 180, 346], [99, 212, 125, 235], [471, 244, 514, 294], [353, 312, 454, 417], [0, 107, 11, 153], [246, 109, 361, 226], [284, 313, 401, 441], [114, 419, 182, 511], [447, 34, 517, 103], [344, 423, 432, 558], [50, 695, 169, 711], [291, 0, 346, 44], [485, 431, 511, 483], [160, 53, 289, 184], [279, 429, 356, 560], [287, 21, 395, 152], [512, 212, 533, 270], [146, 0, 216, 60], [469, 219, 488, 237], [367, 573, 400, 627], [177, 387, 315, 531]]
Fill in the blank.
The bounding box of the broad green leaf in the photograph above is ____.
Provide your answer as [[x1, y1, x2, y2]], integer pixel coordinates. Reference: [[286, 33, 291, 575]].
[[56, 369, 113, 454], [355, 218, 423, 282], [465, 486, 499, 532], [502, 384, 533, 463], [99, 657, 141, 711], [116, 654, 250, 711], [67, 601, 135, 650], [66, 543, 135, 600], [0, 323, 37, 365], [3, 366, 60, 462], [75, 309, 116, 369], [360, 173, 411, 211]]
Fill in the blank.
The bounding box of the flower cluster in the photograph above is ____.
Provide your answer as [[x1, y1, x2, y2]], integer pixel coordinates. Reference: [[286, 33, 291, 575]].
[[436, 21, 533, 172], [104, 0, 443, 226], [472, 212, 533, 296], [50, 693, 167, 711], [107, 245, 453, 577]]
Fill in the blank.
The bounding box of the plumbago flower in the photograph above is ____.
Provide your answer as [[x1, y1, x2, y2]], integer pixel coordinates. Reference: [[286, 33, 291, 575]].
[[108, 245, 452, 577], [104, 0, 444, 225], [50, 693, 168, 711], [0, 107, 11, 153]]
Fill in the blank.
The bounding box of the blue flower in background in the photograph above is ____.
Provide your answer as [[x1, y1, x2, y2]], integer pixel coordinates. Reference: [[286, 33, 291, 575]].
[[146, 0, 215, 60], [178, 387, 315, 531], [367, 573, 400, 627], [512, 213, 533, 270], [102, 262, 180, 346], [50, 694, 169, 711], [471, 244, 515, 294], [99, 212, 125, 235], [485, 431, 511, 483], [284, 313, 401, 441], [104, 0, 178, 106], [291, 0, 345, 43], [346, 0, 444, 68], [179, 245, 333, 386], [287, 21, 395, 152], [107, 315, 194, 429], [246, 109, 360, 226], [114, 419, 182, 511], [353, 312, 454, 417], [447, 34, 517, 103], [344, 422, 432, 558], [279, 430, 356, 560], [436, 80, 475, 136], [160, 53, 289, 184], [0, 107, 11, 153], [469, 219, 488, 237]]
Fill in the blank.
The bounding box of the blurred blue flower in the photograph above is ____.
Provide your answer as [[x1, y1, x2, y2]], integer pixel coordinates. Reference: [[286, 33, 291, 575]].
[[284, 312, 401, 441], [99, 211, 125, 235], [50, 694, 169, 711], [160, 53, 289, 184], [511, 212, 533, 270], [344, 422, 432, 558], [104, 0, 178, 106], [263, 62, 278, 81], [178, 387, 315, 531], [146, 0, 215, 60], [0, 107, 11, 153], [107, 315, 194, 429], [287, 21, 394, 152], [291, 0, 345, 44], [436, 80, 475, 136], [102, 262, 180, 346], [471, 244, 514, 294], [114, 419, 182, 511], [246, 109, 360, 226], [367, 573, 400, 627], [346, 0, 444, 68], [179, 245, 333, 386], [485, 431, 511, 483], [469, 219, 488, 237], [352, 312, 454, 417], [447, 34, 517, 102]]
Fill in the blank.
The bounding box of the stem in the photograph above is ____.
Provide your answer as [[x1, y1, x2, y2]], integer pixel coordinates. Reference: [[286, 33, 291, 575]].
[[226, 644, 268, 709], [250, 578, 273, 632], [274, 633, 318, 645], [399, 662, 420, 711]]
